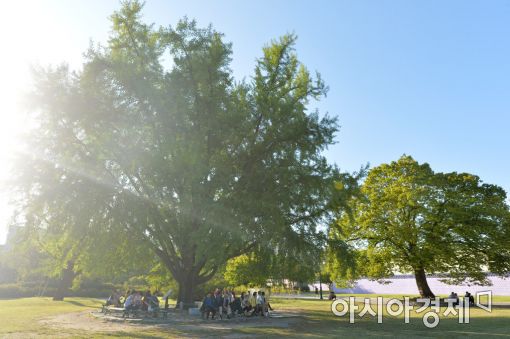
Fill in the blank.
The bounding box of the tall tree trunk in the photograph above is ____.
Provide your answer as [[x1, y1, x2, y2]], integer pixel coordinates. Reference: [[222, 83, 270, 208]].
[[176, 268, 198, 309], [414, 267, 435, 298], [53, 260, 76, 301]]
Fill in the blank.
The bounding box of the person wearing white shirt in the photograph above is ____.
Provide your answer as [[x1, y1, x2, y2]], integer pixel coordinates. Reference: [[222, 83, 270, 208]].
[[124, 291, 135, 310]]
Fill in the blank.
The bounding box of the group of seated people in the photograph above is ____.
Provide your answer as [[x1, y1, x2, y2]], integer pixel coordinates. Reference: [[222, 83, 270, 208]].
[[447, 291, 475, 305], [200, 288, 273, 320], [106, 287, 275, 320], [106, 289, 160, 314]]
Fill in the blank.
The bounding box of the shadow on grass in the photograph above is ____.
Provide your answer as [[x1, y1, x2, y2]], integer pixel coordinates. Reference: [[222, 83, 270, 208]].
[[67, 298, 510, 338], [62, 300, 88, 307], [268, 299, 510, 338], [75, 313, 510, 338], [280, 314, 510, 338]]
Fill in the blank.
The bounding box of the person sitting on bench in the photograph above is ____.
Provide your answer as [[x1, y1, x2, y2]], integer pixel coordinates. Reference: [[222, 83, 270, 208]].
[[230, 293, 243, 316], [240, 292, 252, 315], [252, 291, 264, 316], [133, 291, 143, 309], [261, 291, 273, 315], [143, 291, 160, 316], [124, 290, 137, 311], [141, 291, 150, 311], [106, 290, 121, 307]]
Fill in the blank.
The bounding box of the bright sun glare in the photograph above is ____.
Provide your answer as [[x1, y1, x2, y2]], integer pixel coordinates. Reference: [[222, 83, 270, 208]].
[[0, 1, 67, 242]]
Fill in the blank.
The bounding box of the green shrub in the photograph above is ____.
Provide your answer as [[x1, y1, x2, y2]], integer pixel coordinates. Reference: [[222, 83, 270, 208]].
[[0, 264, 17, 284], [0, 284, 32, 298], [0, 280, 114, 299]]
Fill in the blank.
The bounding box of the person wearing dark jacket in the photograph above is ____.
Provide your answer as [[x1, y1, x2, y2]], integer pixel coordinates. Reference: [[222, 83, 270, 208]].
[[214, 288, 224, 319], [201, 292, 217, 319]]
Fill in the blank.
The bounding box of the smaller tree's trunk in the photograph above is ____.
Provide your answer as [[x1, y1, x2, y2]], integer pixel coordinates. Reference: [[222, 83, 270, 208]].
[[414, 267, 435, 298], [53, 260, 76, 301]]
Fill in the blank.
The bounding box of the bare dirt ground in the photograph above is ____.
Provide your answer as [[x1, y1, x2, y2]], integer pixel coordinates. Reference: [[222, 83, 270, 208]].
[[37, 310, 299, 337], [39, 311, 147, 333]]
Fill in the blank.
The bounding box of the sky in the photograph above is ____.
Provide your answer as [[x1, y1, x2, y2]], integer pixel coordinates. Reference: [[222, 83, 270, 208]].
[[0, 0, 509, 243]]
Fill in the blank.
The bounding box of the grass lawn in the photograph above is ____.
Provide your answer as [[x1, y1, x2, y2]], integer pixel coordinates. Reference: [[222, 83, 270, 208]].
[[0, 297, 509, 338], [0, 297, 103, 338]]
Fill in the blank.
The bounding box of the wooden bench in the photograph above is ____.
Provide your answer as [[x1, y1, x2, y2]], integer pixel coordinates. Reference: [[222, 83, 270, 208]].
[[102, 306, 125, 316], [102, 306, 170, 319]]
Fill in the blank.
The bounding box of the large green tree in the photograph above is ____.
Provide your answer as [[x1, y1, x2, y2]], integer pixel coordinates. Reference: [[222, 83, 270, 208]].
[[12, 2, 340, 304], [329, 155, 510, 298]]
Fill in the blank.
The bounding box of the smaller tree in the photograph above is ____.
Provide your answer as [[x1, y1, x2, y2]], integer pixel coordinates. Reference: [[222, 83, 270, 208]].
[[329, 155, 510, 298], [224, 253, 270, 287], [224, 238, 322, 289]]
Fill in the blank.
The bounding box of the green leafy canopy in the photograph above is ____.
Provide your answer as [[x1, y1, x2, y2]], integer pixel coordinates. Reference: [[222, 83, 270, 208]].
[[329, 155, 510, 290], [11, 1, 344, 302]]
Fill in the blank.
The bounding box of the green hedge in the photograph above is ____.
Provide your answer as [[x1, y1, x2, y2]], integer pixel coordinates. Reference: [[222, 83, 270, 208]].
[[0, 284, 39, 298], [0, 282, 116, 299]]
